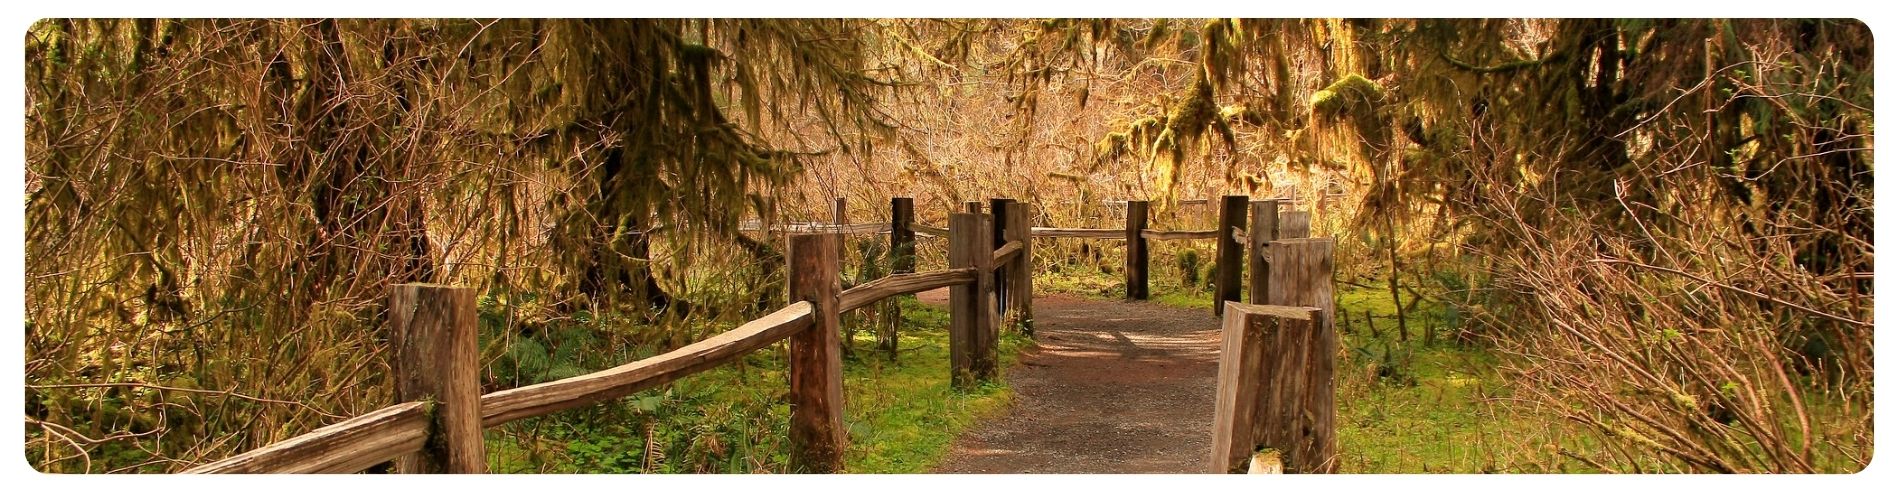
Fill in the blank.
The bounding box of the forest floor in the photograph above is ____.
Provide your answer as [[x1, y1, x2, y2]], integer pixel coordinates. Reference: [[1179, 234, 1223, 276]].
[[917, 290, 1222, 473], [909, 263, 1593, 474]]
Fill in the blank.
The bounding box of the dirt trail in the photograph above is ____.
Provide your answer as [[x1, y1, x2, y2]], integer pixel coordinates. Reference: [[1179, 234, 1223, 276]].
[[915, 290, 1222, 473]]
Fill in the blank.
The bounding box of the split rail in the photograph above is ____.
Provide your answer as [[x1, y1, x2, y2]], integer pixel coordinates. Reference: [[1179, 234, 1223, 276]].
[[184, 195, 1335, 475]]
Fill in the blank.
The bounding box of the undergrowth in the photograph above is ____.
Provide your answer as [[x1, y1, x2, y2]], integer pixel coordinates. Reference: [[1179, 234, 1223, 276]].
[[1330, 285, 1599, 473], [483, 296, 1027, 473]]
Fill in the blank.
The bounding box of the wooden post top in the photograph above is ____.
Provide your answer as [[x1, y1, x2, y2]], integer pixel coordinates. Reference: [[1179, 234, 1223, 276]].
[[1222, 302, 1318, 321]]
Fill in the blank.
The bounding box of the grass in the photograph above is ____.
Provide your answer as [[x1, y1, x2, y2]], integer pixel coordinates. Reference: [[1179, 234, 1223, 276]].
[[1333, 284, 1597, 472], [1039, 257, 1593, 473], [842, 300, 1031, 473], [484, 296, 1029, 473]]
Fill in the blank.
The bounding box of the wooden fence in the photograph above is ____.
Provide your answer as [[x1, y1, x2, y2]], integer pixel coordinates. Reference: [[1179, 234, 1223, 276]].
[[184, 195, 1335, 474]]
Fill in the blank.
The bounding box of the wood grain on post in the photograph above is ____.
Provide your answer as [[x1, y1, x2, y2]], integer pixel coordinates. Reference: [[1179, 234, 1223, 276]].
[[1265, 238, 1336, 333], [388, 283, 484, 474], [787, 233, 846, 473], [990, 198, 1014, 315], [1207, 303, 1333, 473], [1125, 200, 1150, 300], [1010, 203, 1034, 336], [947, 213, 996, 388], [975, 214, 999, 382], [1248, 200, 1279, 308], [1278, 211, 1311, 239], [1258, 237, 1339, 473], [1214, 195, 1249, 316]]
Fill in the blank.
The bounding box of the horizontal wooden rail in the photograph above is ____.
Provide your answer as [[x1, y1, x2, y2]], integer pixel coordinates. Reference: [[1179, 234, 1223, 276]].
[[906, 226, 1214, 241], [838, 268, 977, 312], [739, 222, 890, 234], [1102, 198, 1210, 206], [1031, 227, 1124, 238], [992, 240, 1024, 266], [1142, 229, 1218, 240], [911, 223, 949, 237], [480, 302, 816, 427], [185, 402, 431, 474]]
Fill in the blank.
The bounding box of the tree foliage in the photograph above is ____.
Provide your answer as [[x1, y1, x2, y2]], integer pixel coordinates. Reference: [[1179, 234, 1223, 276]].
[[24, 19, 896, 471]]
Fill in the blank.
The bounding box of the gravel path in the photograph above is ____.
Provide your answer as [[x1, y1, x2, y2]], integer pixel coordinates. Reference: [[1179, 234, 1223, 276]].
[[916, 290, 1222, 473]]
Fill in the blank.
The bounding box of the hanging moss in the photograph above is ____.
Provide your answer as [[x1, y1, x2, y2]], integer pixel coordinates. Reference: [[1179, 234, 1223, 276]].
[[1219, 104, 1267, 126], [1309, 73, 1384, 118]]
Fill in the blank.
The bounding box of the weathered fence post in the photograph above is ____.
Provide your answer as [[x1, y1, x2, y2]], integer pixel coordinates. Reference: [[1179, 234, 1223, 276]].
[[1214, 195, 1249, 316], [1265, 238, 1336, 332], [990, 198, 1014, 315], [1125, 200, 1149, 300], [947, 212, 997, 388], [388, 283, 484, 474], [1278, 210, 1311, 239], [1208, 303, 1334, 474], [1247, 200, 1279, 307], [787, 233, 847, 473], [831, 197, 848, 230], [1262, 237, 1338, 472], [891, 197, 915, 274], [885, 197, 915, 360], [1008, 202, 1034, 336]]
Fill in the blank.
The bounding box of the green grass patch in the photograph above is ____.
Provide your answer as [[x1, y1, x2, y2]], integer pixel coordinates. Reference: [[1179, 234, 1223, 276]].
[[1333, 283, 1595, 473], [484, 297, 1028, 473]]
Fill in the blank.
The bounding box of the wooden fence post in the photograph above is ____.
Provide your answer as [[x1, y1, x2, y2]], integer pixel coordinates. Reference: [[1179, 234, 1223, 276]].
[[787, 233, 846, 473], [1258, 237, 1338, 473], [832, 197, 848, 229], [1125, 200, 1149, 300], [885, 197, 915, 360], [832, 196, 849, 278], [947, 212, 997, 388], [1278, 211, 1311, 239], [1008, 202, 1034, 336], [990, 198, 1014, 315], [1208, 303, 1334, 473], [1214, 195, 1249, 316], [891, 197, 915, 274], [1247, 200, 1279, 308], [388, 283, 484, 474], [1265, 238, 1336, 333]]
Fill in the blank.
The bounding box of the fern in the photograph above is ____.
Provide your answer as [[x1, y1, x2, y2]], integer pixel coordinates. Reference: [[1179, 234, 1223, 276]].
[[640, 421, 666, 473]]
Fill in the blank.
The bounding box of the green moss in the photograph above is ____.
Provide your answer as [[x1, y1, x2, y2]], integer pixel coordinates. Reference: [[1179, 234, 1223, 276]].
[[1310, 73, 1384, 117]]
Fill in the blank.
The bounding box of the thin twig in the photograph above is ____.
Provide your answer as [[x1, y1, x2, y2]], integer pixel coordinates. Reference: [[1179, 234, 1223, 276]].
[[28, 382, 342, 419]]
